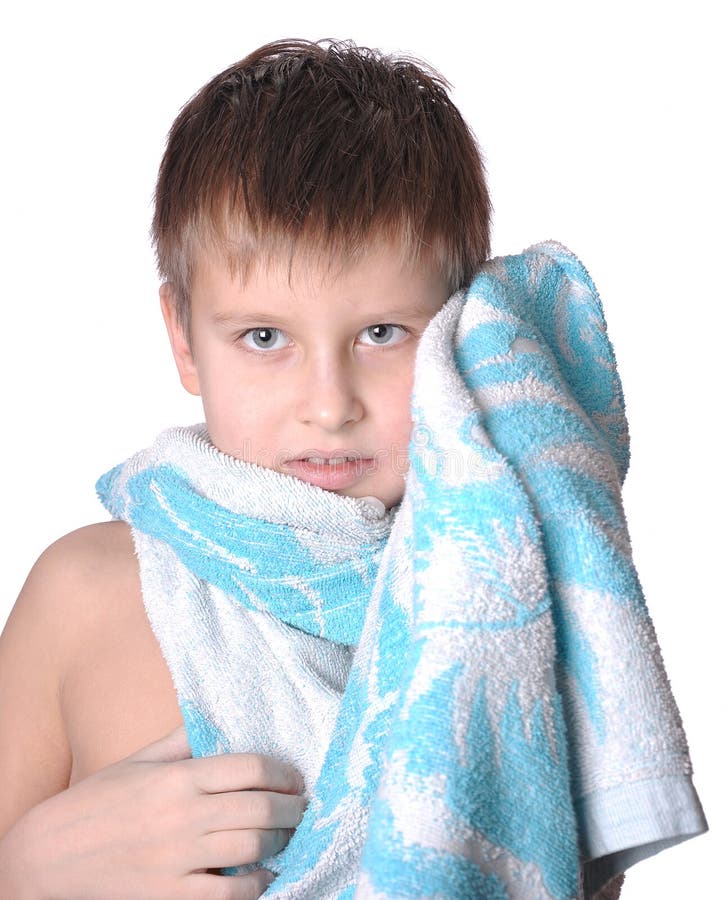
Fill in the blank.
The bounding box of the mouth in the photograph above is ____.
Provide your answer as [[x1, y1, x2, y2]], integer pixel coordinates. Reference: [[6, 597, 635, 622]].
[[285, 453, 375, 490]]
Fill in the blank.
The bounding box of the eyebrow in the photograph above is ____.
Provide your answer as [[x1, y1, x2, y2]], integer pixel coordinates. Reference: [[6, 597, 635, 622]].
[[212, 311, 290, 326], [211, 304, 437, 326]]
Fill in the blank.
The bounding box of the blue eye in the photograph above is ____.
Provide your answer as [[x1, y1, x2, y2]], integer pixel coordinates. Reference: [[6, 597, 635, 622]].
[[240, 327, 289, 352], [360, 324, 407, 346]]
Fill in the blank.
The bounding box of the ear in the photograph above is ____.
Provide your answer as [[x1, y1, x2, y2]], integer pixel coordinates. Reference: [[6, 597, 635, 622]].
[[159, 284, 201, 396]]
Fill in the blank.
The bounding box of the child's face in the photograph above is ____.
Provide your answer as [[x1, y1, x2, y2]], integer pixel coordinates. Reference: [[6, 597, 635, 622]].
[[161, 242, 450, 509]]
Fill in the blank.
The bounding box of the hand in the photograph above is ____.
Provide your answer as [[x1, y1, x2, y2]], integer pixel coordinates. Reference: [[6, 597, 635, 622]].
[[0, 725, 306, 900]]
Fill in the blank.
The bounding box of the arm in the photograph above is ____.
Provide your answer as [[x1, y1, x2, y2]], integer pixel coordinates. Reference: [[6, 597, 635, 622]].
[[0, 533, 306, 899], [0, 537, 75, 839]]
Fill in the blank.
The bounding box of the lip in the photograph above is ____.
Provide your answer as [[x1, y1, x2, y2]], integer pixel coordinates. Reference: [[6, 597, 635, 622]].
[[286, 456, 375, 490]]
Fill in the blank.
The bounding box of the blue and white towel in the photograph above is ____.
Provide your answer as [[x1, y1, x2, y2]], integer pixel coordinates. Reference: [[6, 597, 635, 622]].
[[97, 241, 707, 899]]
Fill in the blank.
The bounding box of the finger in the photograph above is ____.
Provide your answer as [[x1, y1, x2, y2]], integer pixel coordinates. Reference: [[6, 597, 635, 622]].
[[201, 789, 307, 832], [184, 868, 275, 900], [200, 827, 291, 868], [191, 753, 304, 796], [126, 723, 192, 763]]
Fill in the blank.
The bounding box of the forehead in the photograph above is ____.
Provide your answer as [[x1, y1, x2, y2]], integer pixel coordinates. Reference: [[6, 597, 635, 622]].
[[190, 240, 451, 321]]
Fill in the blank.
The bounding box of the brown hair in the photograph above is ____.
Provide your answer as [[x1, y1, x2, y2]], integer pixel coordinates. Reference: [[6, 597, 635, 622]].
[[152, 39, 492, 333]]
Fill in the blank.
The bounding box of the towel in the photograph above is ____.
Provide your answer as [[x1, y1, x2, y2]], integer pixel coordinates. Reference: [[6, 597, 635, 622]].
[[97, 240, 707, 899]]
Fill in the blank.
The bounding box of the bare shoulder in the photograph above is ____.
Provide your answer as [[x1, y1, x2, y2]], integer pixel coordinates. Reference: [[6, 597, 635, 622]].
[[0, 522, 181, 835], [2, 521, 141, 679], [32, 520, 141, 620], [44, 520, 134, 588]]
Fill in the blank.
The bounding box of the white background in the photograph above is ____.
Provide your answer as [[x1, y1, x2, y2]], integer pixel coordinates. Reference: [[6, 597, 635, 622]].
[[1, 1, 724, 895]]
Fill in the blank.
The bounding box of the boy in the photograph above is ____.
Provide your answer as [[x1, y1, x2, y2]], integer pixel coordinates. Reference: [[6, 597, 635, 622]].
[[0, 39, 705, 899]]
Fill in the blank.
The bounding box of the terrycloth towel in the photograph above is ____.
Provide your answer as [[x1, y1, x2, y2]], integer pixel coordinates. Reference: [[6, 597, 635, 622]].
[[97, 241, 707, 899]]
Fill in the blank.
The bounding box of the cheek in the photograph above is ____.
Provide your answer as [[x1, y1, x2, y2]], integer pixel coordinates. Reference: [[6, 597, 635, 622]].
[[197, 348, 252, 402], [194, 354, 252, 428], [186, 332, 288, 463], [377, 369, 416, 446]]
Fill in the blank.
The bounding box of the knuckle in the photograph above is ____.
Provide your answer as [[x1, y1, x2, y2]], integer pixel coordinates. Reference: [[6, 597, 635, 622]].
[[157, 770, 191, 807], [248, 792, 276, 825], [158, 759, 188, 792], [241, 753, 269, 785], [239, 828, 266, 862], [217, 790, 242, 820]]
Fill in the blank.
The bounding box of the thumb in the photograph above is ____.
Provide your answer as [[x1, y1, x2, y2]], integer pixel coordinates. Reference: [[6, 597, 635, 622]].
[[126, 724, 192, 764]]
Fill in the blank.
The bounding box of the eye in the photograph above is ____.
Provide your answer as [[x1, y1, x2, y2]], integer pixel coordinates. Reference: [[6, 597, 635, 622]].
[[238, 327, 290, 352], [359, 324, 408, 346]]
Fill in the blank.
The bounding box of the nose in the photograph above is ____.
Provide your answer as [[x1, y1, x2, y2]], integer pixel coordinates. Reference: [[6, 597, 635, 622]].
[[296, 353, 364, 431]]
